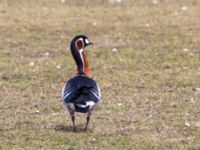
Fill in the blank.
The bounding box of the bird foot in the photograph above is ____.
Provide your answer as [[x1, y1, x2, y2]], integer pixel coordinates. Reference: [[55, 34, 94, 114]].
[[84, 126, 88, 131], [73, 127, 77, 132]]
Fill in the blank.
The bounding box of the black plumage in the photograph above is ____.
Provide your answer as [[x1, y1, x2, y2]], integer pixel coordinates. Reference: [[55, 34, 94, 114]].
[[62, 75, 100, 113]]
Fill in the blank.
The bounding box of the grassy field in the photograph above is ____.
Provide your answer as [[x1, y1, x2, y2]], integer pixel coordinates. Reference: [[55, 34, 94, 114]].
[[0, 0, 200, 149]]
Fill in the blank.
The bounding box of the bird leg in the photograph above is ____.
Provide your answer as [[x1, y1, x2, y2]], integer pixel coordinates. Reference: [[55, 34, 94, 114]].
[[71, 113, 76, 132], [85, 110, 92, 131], [67, 104, 76, 132]]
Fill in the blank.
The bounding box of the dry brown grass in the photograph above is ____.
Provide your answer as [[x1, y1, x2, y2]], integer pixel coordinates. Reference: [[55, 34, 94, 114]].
[[0, 0, 200, 149]]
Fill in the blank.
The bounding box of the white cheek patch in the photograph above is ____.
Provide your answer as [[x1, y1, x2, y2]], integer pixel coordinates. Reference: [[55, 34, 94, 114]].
[[85, 38, 90, 44]]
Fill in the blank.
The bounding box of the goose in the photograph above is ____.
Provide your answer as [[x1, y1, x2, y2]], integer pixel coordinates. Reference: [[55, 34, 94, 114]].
[[61, 35, 101, 131]]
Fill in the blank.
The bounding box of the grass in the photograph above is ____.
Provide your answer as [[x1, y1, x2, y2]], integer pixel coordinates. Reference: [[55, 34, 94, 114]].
[[0, 0, 200, 149]]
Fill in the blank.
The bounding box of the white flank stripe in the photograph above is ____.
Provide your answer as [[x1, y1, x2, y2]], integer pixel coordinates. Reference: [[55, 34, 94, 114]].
[[91, 90, 100, 99], [97, 85, 101, 99], [61, 84, 66, 100], [63, 92, 71, 100], [61, 84, 72, 100]]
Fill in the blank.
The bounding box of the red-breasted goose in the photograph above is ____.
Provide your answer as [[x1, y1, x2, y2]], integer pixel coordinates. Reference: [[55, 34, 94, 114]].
[[61, 35, 101, 131]]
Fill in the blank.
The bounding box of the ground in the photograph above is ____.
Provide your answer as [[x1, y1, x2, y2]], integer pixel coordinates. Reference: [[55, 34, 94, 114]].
[[0, 0, 200, 149]]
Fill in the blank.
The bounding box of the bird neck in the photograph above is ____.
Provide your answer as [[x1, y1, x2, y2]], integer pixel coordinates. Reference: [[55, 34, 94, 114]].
[[74, 50, 91, 77], [81, 51, 91, 77]]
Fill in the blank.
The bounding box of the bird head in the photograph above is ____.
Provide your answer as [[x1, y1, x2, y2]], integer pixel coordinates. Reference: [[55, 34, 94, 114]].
[[70, 35, 93, 52], [70, 35, 93, 76]]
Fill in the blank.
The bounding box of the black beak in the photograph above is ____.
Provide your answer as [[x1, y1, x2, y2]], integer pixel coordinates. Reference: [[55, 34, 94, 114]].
[[89, 42, 93, 45]]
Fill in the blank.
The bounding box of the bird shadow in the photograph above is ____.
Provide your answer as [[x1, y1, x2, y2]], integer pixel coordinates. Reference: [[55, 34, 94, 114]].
[[54, 124, 92, 133]]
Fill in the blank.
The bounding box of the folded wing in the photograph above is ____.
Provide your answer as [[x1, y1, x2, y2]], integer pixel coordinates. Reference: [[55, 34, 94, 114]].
[[61, 76, 100, 112]]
